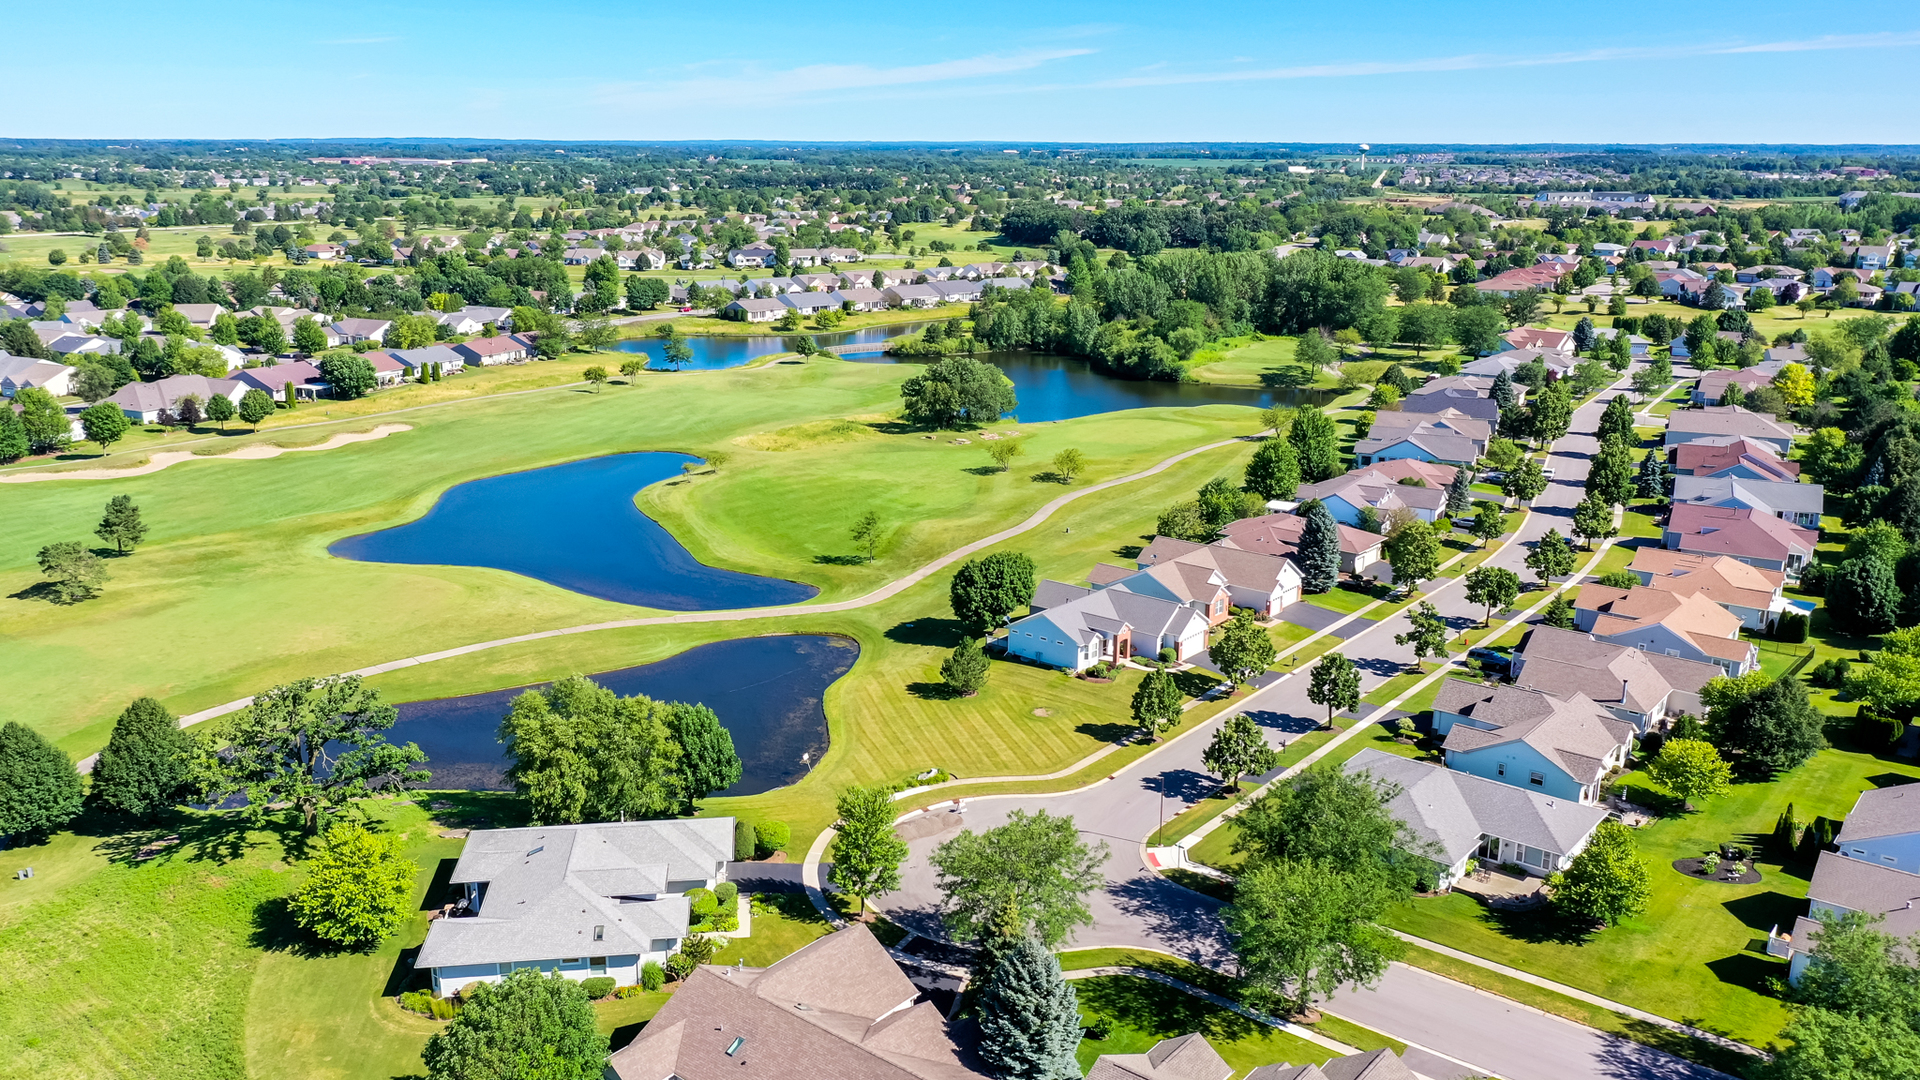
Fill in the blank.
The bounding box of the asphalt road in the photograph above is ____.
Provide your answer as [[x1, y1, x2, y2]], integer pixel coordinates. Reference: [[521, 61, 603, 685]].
[[876, 367, 1728, 1080]]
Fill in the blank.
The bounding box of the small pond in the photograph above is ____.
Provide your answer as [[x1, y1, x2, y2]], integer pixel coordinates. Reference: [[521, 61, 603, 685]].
[[391, 634, 855, 796], [330, 451, 817, 610]]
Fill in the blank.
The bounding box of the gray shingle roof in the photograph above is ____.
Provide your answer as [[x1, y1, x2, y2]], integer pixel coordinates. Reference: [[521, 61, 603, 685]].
[[1513, 626, 1719, 717], [1433, 680, 1633, 783], [1088, 1033, 1232, 1080], [417, 819, 731, 970], [1670, 475, 1824, 517], [1836, 785, 1920, 845], [1343, 748, 1611, 866]]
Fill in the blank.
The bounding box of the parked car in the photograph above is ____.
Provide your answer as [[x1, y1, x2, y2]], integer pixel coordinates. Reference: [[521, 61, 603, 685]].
[[1467, 647, 1511, 675]]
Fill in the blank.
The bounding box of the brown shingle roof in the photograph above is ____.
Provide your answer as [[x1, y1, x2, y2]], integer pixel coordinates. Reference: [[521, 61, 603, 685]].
[[1218, 512, 1381, 559]]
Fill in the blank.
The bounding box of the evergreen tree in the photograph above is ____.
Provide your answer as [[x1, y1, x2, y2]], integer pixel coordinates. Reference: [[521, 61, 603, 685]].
[[1490, 368, 1516, 411], [1243, 437, 1301, 501], [1635, 449, 1669, 501], [0, 721, 85, 841], [1708, 676, 1827, 776], [1296, 499, 1342, 594], [1541, 592, 1577, 629], [90, 697, 197, 820], [1444, 468, 1473, 518], [975, 936, 1084, 1080], [1830, 556, 1904, 635], [941, 637, 990, 696], [1288, 407, 1343, 483], [1572, 316, 1597, 354], [95, 494, 148, 555]]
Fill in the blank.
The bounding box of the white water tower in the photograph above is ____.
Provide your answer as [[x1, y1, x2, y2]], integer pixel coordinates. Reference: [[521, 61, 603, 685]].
[[1358, 143, 1370, 168]]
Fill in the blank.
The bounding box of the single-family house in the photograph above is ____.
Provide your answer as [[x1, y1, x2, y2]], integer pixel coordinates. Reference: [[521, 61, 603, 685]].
[[1353, 409, 1488, 468], [1086, 560, 1234, 628], [779, 292, 839, 316], [42, 332, 123, 357], [1809, 266, 1862, 290], [1633, 238, 1680, 257], [1573, 580, 1760, 675], [1430, 680, 1634, 804], [792, 273, 841, 292], [1498, 326, 1575, 354], [172, 303, 225, 330], [1217, 512, 1384, 577], [885, 284, 943, 309], [1779, 849, 1920, 984], [104, 374, 246, 423], [331, 317, 392, 346], [1133, 537, 1304, 617], [429, 310, 484, 336], [1693, 365, 1784, 406], [1671, 437, 1799, 482], [728, 242, 778, 268], [607, 924, 986, 1080], [1670, 475, 1823, 528], [366, 352, 408, 386], [1459, 347, 1576, 380], [1591, 328, 1651, 356], [1343, 749, 1611, 888], [1854, 243, 1894, 271], [1090, 1033, 1231, 1080], [1294, 469, 1449, 526], [832, 287, 888, 312], [1735, 265, 1804, 285], [385, 344, 466, 376], [1663, 406, 1797, 455], [1664, 503, 1818, 577], [453, 335, 535, 366], [1509, 625, 1717, 733], [1005, 580, 1211, 670], [931, 280, 985, 304], [416, 819, 733, 997], [0, 354, 75, 397], [303, 242, 344, 260], [1473, 264, 1571, 298], [231, 361, 328, 401], [1245, 1046, 1439, 1080], [1628, 549, 1788, 631], [724, 297, 788, 323], [1400, 384, 1502, 426]]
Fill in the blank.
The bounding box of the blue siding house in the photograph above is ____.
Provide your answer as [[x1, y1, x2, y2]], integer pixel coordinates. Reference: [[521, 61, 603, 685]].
[[1430, 679, 1635, 805]]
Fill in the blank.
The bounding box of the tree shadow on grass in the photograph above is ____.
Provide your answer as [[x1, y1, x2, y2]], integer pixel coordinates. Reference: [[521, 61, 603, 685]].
[[906, 681, 962, 701], [1113, 544, 1144, 561], [1075, 720, 1139, 744], [812, 553, 868, 566], [1704, 952, 1784, 998], [1170, 669, 1223, 698], [964, 465, 1009, 476], [1481, 901, 1598, 946], [7, 580, 85, 605], [421, 858, 458, 911], [81, 808, 267, 867], [885, 617, 968, 648], [1720, 891, 1804, 934]]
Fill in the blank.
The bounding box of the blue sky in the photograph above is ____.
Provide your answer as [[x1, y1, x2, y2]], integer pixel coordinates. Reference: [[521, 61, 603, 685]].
[[17, 1, 1920, 144]]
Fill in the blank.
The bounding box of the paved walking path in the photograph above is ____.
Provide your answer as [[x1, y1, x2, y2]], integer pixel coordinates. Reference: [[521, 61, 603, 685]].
[[168, 431, 1267, 730]]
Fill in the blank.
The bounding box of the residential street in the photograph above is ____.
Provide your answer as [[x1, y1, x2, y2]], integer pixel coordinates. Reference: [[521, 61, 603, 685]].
[[875, 369, 1728, 1080]]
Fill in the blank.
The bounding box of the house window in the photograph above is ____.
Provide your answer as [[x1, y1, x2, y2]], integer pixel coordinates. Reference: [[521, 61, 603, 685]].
[[593, 925, 604, 942], [591, 957, 608, 974], [1496, 762, 1505, 776], [1529, 771, 1545, 786]]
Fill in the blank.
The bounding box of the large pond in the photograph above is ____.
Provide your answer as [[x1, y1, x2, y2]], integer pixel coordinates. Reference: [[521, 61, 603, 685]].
[[390, 635, 855, 796], [330, 451, 817, 610], [609, 320, 927, 370], [615, 318, 1332, 422]]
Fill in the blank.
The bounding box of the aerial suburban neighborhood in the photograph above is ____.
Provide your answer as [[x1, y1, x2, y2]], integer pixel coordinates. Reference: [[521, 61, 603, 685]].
[[6, 10, 1920, 1080]]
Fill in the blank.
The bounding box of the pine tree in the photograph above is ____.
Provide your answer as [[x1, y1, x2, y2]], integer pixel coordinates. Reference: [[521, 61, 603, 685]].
[[975, 936, 1084, 1080], [1635, 449, 1665, 501], [1445, 468, 1472, 517], [1572, 316, 1597, 354], [941, 638, 990, 696], [1296, 499, 1342, 594], [0, 405, 30, 463], [1490, 368, 1516, 411], [96, 494, 148, 555], [1542, 592, 1577, 629], [0, 721, 85, 840], [91, 697, 197, 820]]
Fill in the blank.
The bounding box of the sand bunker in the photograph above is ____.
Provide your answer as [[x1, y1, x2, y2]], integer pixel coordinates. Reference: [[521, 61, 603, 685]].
[[2, 423, 411, 483]]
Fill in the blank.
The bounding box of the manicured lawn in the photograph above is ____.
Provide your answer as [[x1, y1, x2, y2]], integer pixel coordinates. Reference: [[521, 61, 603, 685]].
[[709, 892, 835, 968], [1384, 744, 1920, 1048], [1070, 975, 1334, 1077], [1360, 666, 1432, 707], [0, 793, 523, 1080], [1188, 335, 1302, 387], [1303, 584, 1386, 616]]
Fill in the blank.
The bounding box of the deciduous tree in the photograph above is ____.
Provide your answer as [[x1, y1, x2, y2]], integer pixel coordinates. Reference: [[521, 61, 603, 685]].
[[1463, 566, 1521, 626], [1208, 609, 1277, 687], [830, 785, 909, 915], [1307, 652, 1360, 729], [1705, 675, 1826, 776], [499, 677, 678, 826], [79, 401, 130, 450], [422, 969, 607, 1080], [1647, 738, 1732, 811], [290, 822, 417, 949], [661, 702, 741, 810], [1572, 493, 1616, 549], [237, 387, 275, 428], [36, 541, 107, 603], [0, 721, 85, 842], [1203, 713, 1280, 792], [1525, 529, 1576, 586], [218, 675, 429, 833], [1130, 666, 1182, 742], [89, 697, 196, 820], [1550, 820, 1651, 927], [1244, 437, 1301, 501], [930, 810, 1108, 946], [1383, 517, 1440, 593], [1394, 601, 1448, 668], [901, 356, 1016, 428], [1289, 407, 1343, 483], [1228, 858, 1404, 1017], [949, 552, 1038, 636], [849, 509, 881, 562], [1051, 447, 1086, 483], [1502, 457, 1546, 503]]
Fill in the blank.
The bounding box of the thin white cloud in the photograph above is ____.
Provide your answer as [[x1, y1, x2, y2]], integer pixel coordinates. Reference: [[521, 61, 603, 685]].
[[1078, 30, 1920, 89], [592, 48, 1093, 109]]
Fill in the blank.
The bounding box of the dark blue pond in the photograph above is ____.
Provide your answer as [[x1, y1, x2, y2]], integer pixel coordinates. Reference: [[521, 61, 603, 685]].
[[391, 635, 856, 795], [610, 320, 927, 370], [329, 452, 818, 610]]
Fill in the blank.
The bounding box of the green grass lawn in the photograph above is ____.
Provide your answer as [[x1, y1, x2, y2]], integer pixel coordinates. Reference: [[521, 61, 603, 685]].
[[0, 793, 531, 1080], [1070, 975, 1334, 1077], [1303, 584, 1387, 616], [1384, 743, 1920, 1048], [1188, 335, 1302, 387], [709, 892, 835, 968]]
